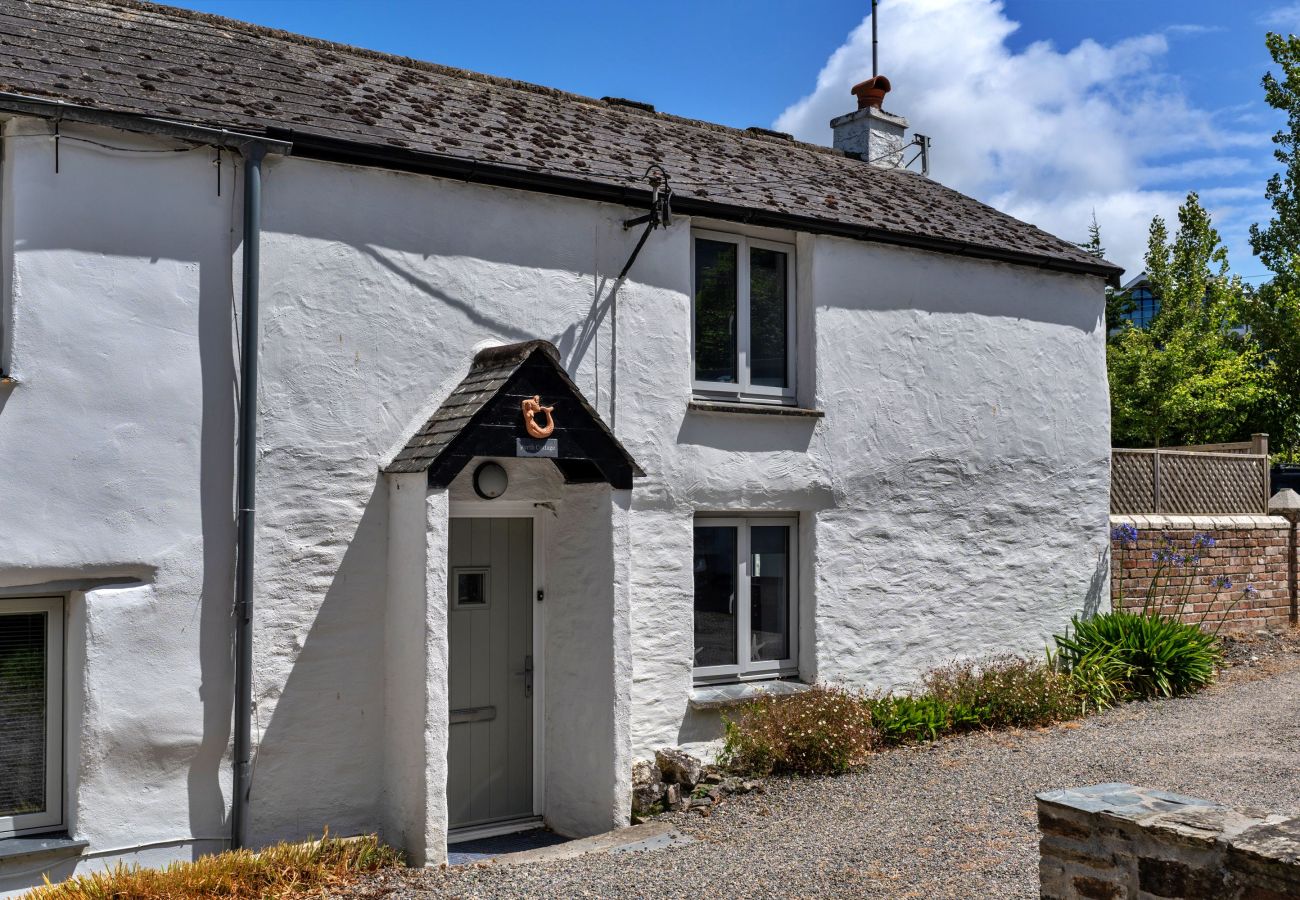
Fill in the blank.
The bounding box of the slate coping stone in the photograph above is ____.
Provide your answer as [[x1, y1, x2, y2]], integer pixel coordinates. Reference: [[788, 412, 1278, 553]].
[[689, 680, 813, 710], [0, 834, 89, 863]]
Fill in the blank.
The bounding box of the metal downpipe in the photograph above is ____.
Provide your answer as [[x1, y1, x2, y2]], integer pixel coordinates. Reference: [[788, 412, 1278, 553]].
[[231, 141, 265, 850]]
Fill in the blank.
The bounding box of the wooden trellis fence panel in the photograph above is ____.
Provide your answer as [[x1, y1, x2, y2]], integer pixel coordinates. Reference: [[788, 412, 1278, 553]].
[[1111, 440, 1271, 515]]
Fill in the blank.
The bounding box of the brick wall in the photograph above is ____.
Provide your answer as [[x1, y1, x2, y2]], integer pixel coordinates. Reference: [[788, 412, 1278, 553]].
[[1038, 783, 1300, 899], [1110, 515, 1295, 632]]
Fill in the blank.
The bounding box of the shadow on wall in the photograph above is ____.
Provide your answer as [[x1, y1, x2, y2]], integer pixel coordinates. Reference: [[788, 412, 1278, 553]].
[[247, 476, 389, 845], [677, 706, 727, 747], [349, 241, 623, 434], [555, 272, 619, 408], [0, 856, 81, 896], [1083, 546, 1109, 619], [675, 413, 818, 453], [358, 244, 535, 345], [189, 197, 239, 856], [264, 159, 685, 414], [361, 244, 623, 422]]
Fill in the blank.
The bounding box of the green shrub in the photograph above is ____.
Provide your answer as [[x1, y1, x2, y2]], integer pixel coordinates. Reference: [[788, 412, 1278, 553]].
[[922, 655, 1079, 729], [719, 685, 877, 777], [1053, 611, 1221, 703], [1056, 644, 1130, 714], [866, 694, 964, 744], [868, 656, 1076, 745]]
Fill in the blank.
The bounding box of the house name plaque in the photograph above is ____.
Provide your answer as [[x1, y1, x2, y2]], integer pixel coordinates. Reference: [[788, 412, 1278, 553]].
[[516, 437, 558, 458]]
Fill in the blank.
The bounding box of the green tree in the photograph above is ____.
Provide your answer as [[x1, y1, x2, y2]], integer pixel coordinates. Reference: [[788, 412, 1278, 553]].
[[1251, 33, 1300, 276], [1076, 212, 1132, 335], [1245, 32, 1300, 461], [1108, 193, 1270, 447]]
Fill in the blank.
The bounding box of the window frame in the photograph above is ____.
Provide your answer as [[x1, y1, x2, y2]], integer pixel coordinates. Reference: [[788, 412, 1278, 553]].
[[0, 595, 65, 838], [452, 566, 492, 610], [692, 516, 799, 684], [691, 230, 797, 404]]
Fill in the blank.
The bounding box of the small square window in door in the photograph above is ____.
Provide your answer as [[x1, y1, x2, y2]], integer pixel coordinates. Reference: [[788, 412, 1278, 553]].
[[454, 568, 490, 608]]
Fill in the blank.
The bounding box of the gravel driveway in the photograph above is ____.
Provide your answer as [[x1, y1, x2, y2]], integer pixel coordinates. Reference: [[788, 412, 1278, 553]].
[[344, 637, 1300, 899]]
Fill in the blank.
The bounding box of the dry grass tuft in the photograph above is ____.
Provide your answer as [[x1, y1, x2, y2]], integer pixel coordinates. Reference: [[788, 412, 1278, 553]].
[[23, 834, 402, 900]]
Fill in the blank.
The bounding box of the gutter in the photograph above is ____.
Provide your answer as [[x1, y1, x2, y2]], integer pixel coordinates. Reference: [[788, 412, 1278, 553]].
[[265, 127, 1124, 287], [0, 92, 291, 154]]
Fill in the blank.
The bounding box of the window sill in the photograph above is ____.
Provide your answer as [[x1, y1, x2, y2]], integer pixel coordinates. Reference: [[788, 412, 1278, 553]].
[[687, 400, 823, 419], [0, 833, 88, 864], [689, 679, 812, 710]]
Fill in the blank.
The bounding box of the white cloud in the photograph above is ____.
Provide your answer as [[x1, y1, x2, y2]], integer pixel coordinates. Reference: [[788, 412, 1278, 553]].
[[774, 0, 1270, 278], [1163, 24, 1224, 36], [1260, 3, 1300, 29]]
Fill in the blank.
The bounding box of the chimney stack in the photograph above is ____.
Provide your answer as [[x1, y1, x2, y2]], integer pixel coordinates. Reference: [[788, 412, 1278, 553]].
[[831, 75, 909, 168]]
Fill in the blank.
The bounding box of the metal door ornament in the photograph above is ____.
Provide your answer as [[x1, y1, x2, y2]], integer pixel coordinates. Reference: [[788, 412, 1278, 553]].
[[521, 395, 555, 439]]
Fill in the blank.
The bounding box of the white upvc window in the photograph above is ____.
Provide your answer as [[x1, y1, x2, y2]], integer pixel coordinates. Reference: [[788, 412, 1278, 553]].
[[0, 597, 64, 837], [691, 230, 796, 403], [693, 517, 798, 682]]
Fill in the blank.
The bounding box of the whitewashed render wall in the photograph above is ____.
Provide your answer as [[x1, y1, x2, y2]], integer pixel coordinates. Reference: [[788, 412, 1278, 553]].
[[0, 119, 237, 892], [0, 115, 1109, 879]]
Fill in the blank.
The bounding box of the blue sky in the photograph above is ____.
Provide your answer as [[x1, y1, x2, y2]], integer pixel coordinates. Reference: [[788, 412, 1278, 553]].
[[165, 0, 1300, 279]]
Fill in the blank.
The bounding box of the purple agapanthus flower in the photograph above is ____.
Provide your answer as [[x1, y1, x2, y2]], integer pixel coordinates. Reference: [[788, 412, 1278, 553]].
[[1152, 547, 1188, 565], [1111, 523, 1139, 546], [1192, 532, 1217, 549], [1245, 583, 1259, 596], [1211, 575, 1233, 590]]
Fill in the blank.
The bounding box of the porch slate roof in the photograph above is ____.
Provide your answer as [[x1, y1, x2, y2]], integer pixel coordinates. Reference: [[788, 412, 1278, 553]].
[[0, 0, 1123, 282], [385, 340, 643, 487]]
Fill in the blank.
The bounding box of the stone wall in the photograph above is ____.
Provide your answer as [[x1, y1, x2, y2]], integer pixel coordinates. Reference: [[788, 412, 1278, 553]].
[[1110, 515, 1295, 632], [1038, 783, 1300, 899]]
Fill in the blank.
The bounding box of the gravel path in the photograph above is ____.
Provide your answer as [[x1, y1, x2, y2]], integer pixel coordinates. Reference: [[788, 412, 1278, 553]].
[[343, 637, 1300, 899]]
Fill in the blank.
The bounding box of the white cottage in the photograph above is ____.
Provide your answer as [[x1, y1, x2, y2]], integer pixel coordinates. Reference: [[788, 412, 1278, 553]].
[[0, 0, 1120, 889]]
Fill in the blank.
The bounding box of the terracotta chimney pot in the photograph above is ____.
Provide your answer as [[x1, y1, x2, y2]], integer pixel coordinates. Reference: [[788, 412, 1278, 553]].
[[851, 75, 892, 110]]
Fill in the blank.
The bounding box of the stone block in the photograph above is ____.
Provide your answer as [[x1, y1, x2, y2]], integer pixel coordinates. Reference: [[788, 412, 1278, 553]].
[[1138, 856, 1227, 898], [1041, 837, 1114, 870], [1041, 810, 1094, 841], [656, 747, 704, 789], [631, 780, 665, 816], [632, 758, 659, 787], [1070, 873, 1125, 899], [1039, 786, 1300, 900]]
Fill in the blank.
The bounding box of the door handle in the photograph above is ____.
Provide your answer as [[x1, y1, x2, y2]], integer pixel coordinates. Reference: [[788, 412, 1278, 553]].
[[450, 705, 496, 725], [515, 654, 533, 698]]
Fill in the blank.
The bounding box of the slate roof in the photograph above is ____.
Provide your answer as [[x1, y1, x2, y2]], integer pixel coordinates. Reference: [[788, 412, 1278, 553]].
[[0, 0, 1121, 280], [385, 340, 643, 479]]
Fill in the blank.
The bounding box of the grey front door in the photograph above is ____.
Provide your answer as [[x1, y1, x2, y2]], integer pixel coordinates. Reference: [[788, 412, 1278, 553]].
[[448, 517, 534, 831]]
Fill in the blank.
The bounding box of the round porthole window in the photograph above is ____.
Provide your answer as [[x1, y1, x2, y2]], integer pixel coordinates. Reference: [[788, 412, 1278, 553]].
[[472, 461, 508, 500]]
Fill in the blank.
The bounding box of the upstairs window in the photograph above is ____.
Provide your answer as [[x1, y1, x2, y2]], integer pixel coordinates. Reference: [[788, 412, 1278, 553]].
[[693, 231, 796, 402], [0, 597, 64, 837]]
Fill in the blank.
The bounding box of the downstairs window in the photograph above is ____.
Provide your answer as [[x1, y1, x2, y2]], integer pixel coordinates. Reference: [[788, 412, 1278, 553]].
[[693, 517, 798, 682], [0, 596, 64, 837]]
